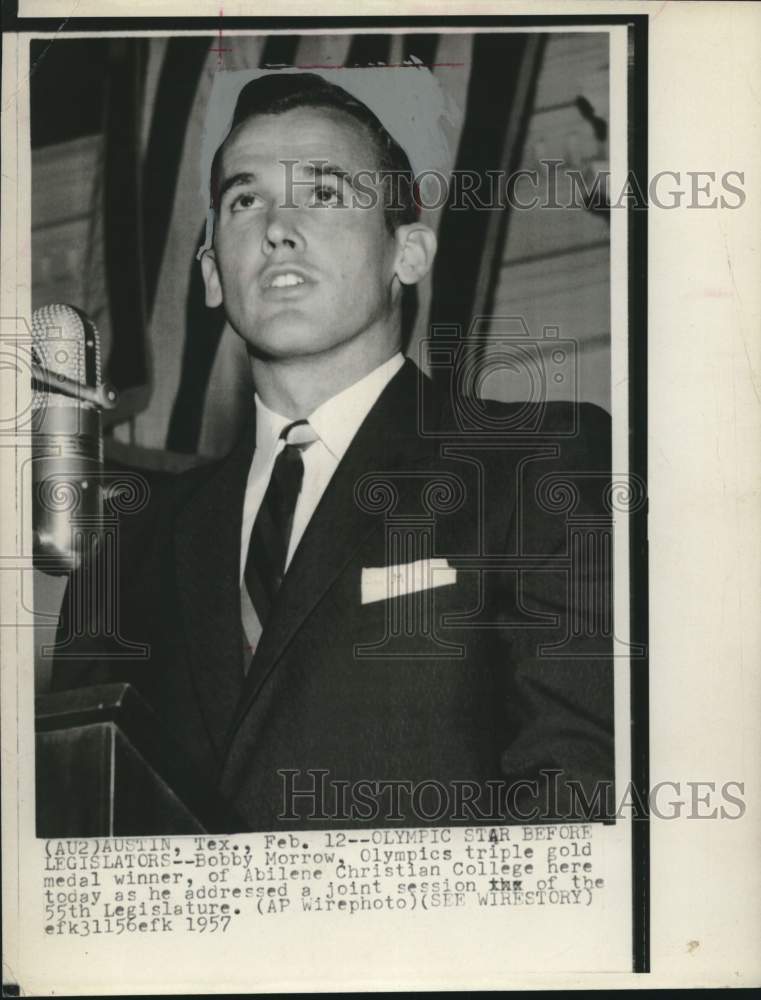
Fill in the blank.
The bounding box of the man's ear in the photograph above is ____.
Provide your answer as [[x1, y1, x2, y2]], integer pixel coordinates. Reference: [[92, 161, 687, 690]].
[[393, 224, 437, 286], [200, 249, 223, 308]]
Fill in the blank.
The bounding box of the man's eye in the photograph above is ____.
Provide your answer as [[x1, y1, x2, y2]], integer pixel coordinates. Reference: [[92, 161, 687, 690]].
[[310, 184, 343, 207], [230, 192, 262, 212]]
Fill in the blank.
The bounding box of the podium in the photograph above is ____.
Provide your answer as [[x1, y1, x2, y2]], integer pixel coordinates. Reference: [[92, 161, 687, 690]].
[[36, 683, 239, 837]]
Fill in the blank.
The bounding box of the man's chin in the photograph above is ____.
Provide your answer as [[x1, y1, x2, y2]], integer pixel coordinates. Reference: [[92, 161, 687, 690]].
[[238, 322, 334, 361]]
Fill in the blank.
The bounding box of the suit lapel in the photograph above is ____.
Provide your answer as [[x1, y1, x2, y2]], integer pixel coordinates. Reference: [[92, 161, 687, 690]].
[[174, 418, 255, 759], [224, 359, 443, 744]]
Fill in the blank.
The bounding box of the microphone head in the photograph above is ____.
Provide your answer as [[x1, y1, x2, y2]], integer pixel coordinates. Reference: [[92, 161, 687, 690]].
[[31, 304, 104, 574], [32, 304, 102, 410]]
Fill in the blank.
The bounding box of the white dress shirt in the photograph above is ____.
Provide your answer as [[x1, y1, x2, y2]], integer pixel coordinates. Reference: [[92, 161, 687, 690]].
[[240, 353, 405, 582]]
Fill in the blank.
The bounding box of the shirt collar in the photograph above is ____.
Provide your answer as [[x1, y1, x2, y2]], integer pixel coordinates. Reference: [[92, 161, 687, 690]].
[[253, 395, 291, 459], [254, 353, 405, 463], [308, 353, 404, 461]]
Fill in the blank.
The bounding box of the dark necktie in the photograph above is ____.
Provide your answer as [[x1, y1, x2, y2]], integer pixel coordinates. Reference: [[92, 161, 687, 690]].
[[241, 419, 317, 671]]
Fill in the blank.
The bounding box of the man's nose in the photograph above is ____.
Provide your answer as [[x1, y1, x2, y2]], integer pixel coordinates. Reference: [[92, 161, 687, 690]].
[[262, 206, 301, 253]]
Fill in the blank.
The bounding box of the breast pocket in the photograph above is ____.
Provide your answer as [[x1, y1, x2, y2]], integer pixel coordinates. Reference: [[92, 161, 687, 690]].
[[356, 567, 483, 661]]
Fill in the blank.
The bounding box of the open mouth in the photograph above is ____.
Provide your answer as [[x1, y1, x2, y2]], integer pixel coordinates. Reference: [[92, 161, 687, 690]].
[[261, 268, 312, 292], [267, 273, 304, 289]]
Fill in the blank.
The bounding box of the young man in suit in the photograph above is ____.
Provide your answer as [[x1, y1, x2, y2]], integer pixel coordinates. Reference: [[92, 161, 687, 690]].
[[53, 73, 614, 831]]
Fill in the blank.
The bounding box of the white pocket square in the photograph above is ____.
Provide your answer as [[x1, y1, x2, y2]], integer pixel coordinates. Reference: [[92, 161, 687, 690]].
[[361, 559, 457, 605]]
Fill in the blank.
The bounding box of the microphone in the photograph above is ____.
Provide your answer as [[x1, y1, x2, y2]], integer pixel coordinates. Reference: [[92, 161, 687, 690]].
[[31, 304, 117, 574]]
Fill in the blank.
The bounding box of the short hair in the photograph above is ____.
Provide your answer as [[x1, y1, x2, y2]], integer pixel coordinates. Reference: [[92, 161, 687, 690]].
[[209, 73, 418, 233]]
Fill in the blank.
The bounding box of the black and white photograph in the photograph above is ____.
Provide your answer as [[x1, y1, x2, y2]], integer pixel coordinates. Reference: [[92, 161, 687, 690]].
[[30, 25, 631, 835], [2, 2, 759, 994]]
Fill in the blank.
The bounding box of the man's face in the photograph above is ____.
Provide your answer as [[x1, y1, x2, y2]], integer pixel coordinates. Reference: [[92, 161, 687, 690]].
[[202, 106, 405, 360]]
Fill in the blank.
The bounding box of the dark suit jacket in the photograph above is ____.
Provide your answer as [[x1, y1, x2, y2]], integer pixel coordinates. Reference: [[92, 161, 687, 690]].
[[52, 360, 614, 830]]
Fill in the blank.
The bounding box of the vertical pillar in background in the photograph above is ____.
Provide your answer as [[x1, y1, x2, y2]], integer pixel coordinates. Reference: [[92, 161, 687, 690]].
[[430, 34, 546, 344], [103, 39, 151, 426]]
